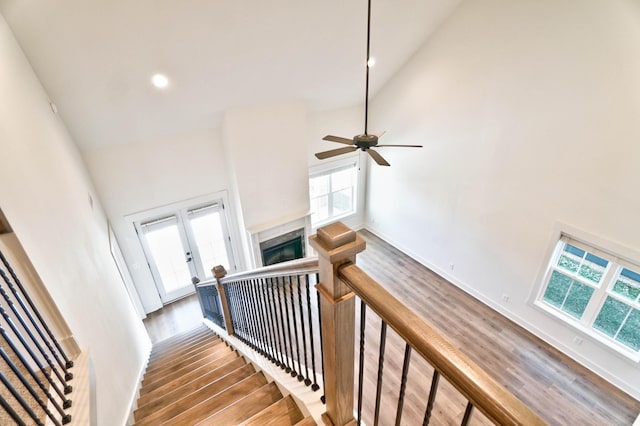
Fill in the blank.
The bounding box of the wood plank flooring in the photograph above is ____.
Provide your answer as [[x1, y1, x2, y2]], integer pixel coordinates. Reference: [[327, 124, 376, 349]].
[[355, 229, 640, 425]]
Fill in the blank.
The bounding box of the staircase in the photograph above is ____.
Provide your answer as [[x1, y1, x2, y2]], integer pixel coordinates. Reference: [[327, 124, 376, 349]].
[[134, 326, 315, 425]]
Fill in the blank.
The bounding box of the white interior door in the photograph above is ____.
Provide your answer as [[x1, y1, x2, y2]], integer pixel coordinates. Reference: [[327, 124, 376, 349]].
[[136, 200, 237, 304]]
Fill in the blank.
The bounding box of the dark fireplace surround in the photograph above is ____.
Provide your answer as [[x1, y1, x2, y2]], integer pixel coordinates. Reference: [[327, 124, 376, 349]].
[[259, 228, 305, 266]]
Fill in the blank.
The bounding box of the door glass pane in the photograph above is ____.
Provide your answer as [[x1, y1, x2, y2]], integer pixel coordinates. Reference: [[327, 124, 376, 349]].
[[616, 308, 640, 351], [189, 209, 230, 277], [144, 224, 191, 292]]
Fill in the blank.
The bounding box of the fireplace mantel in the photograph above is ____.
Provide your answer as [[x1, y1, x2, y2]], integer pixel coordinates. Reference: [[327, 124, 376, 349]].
[[246, 211, 312, 268]]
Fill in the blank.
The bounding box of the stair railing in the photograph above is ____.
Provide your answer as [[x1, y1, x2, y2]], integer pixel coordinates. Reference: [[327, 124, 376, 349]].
[[197, 222, 546, 426], [196, 257, 324, 394], [0, 249, 74, 425], [310, 222, 546, 426]]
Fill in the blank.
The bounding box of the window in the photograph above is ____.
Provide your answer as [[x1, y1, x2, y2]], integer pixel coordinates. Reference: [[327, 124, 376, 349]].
[[309, 160, 358, 226], [537, 236, 640, 358]]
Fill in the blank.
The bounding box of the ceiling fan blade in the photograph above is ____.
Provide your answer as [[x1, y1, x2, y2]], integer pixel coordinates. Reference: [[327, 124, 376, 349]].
[[376, 144, 423, 148], [315, 146, 358, 160], [367, 149, 390, 166], [322, 135, 355, 145]]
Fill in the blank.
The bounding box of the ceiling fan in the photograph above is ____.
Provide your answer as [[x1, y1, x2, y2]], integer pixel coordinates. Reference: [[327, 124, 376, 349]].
[[315, 0, 422, 166]]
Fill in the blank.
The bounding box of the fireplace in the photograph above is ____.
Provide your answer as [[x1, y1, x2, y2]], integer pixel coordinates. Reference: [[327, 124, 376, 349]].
[[259, 228, 305, 266]]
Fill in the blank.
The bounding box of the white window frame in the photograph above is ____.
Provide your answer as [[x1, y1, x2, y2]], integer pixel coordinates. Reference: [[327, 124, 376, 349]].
[[309, 156, 359, 228], [533, 227, 640, 362]]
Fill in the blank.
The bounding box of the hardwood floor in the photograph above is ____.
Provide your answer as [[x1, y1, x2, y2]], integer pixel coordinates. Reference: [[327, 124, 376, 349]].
[[143, 293, 204, 344], [355, 229, 640, 425], [141, 231, 640, 425]]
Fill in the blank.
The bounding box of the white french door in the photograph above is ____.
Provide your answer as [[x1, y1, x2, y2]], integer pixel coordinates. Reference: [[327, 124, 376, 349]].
[[136, 201, 236, 304]]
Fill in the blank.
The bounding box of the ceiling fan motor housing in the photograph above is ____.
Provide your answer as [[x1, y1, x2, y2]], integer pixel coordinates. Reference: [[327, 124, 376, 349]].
[[354, 133, 379, 150]]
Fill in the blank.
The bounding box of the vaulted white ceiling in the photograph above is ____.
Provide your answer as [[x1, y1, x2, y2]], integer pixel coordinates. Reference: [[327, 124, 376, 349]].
[[0, 0, 461, 150]]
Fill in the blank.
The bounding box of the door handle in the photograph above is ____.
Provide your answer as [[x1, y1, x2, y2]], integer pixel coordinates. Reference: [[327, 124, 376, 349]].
[[186, 257, 192, 262]]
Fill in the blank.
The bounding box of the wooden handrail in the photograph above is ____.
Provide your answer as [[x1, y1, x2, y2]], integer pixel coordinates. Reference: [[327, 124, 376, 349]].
[[217, 257, 319, 284], [338, 262, 546, 426]]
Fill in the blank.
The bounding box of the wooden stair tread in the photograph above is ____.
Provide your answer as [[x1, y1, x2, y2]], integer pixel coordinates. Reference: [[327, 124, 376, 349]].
[[136, 351, 240, 406], [134, 365, 258, 425], [295, 417, 318, 425], [148, 334, 221, 365], [238, 395, 304, 426], [195, 382, 283, 426], [143, 339, 227, 381], [151, 326, 210, 350], [153, 372, 269, 425], [140, 346, 234, 395], [134, 357, 249, 421]]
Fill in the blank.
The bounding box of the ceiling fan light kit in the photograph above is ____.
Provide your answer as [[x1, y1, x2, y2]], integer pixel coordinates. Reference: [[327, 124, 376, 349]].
[[314, 0, 422, 167]]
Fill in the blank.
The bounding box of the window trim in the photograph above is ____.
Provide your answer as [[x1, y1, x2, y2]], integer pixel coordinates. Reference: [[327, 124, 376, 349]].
[[532, 223, 640, 362], [308, 156, 359, 228]]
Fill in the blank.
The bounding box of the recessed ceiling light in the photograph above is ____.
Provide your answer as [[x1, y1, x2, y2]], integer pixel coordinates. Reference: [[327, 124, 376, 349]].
[[151, 73, 169, 89]]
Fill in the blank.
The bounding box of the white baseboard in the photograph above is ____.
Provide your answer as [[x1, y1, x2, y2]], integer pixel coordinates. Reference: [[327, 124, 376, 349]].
[[124, 345, 152, 426]]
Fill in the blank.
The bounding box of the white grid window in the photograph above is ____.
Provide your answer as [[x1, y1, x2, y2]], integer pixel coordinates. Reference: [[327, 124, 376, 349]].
[[309, 161, 358, 227], [537, 236, 640, 358]]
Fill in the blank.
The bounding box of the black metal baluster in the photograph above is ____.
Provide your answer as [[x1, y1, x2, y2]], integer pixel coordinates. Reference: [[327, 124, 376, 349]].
[[268, 277, 286, 368], [290, 275, 304, 382], [0, 304, 71, 402], [249, 280, 262, 350], [316, 286, 325, 404], [422, 370, 441, 426], [258, 278, 277, 364], [0, 392, 26, 426], [249, 279, 266, 356], [0, 346, 65, 425], [238, 281, 250, 341], [357, 300, 367, 426], [239, 280, 256, 349], [461, 402, 474, 426], [275, 276, 292, 373], [296, 275, 311, 386], [373, 321, 388, 426], [305, 275, 320, 391], [0, 324, 70, 411], [0, 272, 71, 387], [1, 267, 72, 380], [282, 276, 297, 378], [0, 250, 73, 369], [0, 371, 44, 426], [395, 343, 412, 426], [227, 283, 239, 335]]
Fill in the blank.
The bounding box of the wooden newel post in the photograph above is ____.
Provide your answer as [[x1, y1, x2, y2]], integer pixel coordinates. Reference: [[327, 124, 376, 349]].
[[212, 265, 235, 335], [309, 222, 366, 426]]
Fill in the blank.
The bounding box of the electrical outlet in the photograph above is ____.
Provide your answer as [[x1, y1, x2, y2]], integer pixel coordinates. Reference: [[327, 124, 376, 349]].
[[449, 263, 455, 271], [502, 294, 510, 303], [573, 336, 583, 345]]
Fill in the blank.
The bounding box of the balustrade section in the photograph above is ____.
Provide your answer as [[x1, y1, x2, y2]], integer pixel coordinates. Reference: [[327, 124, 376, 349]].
[[0, 250, 74, 425], [196, 258, 324, 397]]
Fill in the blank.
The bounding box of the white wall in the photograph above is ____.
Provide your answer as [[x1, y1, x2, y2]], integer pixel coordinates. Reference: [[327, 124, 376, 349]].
[[223, 100, 311, 265], [83, 128, 232, 312], [0, 13, 150, 425], [366, 0, 640, 399]]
